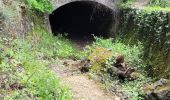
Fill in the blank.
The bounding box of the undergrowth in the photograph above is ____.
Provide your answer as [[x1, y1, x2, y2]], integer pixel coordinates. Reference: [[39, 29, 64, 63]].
[[27, 28, 85, 59], [143, 6, 170, 12], [85, 37, 151, 99], [87, 37, 145, 69], [0, 28, 74, 99], [119, 8, 170, 78], [119, 0, 136, 7], [119, 0, 170, 12], [25, 0, 53, 13], [149, 0, 170, 8]]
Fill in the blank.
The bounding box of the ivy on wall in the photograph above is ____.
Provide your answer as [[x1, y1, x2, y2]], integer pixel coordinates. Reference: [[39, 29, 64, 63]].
[[118, 9, 170, 78]]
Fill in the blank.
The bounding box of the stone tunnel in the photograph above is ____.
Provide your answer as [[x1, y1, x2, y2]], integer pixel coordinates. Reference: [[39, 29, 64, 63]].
[[49, 0, 118, 39]]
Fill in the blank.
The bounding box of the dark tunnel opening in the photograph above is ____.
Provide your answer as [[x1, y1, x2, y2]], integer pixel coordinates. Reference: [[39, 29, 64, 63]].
[[49, 1, 115, 43]]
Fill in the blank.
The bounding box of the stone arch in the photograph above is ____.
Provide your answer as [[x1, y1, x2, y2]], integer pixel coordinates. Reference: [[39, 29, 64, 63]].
[[53, 0, 117, 10], [49, 0, 118, 39]]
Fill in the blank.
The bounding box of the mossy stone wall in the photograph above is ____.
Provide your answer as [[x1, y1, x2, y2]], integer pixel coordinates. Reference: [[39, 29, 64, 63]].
[[117, 8, 170, 79], [0, 0, 49, 37]]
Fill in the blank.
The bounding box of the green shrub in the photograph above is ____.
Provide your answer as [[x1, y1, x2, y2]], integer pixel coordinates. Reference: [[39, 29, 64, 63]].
[[119, 9, 170, 78], [25, 0, 53, 13], [89, 37, 144, 69], [0, 29, 72, 99], [21, 67, 72, 100], [118, 0, 136, 7], [26, 28, 85, 59], [149, 0, 170, 8], [121, 75, 152, 100], [86, 37, 150, 100]]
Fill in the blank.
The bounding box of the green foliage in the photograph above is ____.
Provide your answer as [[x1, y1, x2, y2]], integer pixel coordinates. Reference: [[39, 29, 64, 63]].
[[25, 0, 53, 13], [86, 37, 150, 100], [119, 9, 170, 78], [0, 29, 73, 99], [85, 37, 145, 80], [149, 0, 170, 8], [120, 0, 135, 4], [144, 6, 170, 12], [89, 37, 144, 69], [21, 67, 72, 100], [119, 0, 170, 10], [27, 28, 84, 59], [121, 75, 152, 100], [118, 0, 136, 7], [133, 10, 168, 44]]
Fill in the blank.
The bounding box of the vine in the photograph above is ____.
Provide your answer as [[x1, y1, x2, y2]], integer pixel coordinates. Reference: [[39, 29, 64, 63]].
[[118, 9, 170, 78]]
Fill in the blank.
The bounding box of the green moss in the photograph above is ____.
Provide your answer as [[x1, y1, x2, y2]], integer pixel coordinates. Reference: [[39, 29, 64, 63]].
[[88, 47, 112, 72]]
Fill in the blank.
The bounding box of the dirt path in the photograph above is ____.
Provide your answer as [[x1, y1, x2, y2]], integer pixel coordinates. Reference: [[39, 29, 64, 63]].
[[51, 59, 116, 100]]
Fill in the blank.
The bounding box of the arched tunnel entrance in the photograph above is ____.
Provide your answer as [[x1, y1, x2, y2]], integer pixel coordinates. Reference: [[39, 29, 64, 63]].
[[49, 1, 116, 45]]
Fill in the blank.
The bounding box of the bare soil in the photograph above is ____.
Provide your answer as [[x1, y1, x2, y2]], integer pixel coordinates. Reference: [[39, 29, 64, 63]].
[[51, 59, 117, 100]]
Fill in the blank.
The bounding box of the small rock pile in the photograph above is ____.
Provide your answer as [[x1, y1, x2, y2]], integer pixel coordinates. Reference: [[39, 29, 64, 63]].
[[144, 79, 170, 100]]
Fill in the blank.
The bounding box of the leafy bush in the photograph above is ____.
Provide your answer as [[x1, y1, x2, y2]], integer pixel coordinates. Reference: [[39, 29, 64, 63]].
[[88, 37, 144, 69], [25, 0, 53, 13], [86, 37, 146, 85], [85, 37, 151, 100], [0, 29, 73, 99], [27, 28, 85, 59], [121, 75, 152, 100], [118, 0, 136, 7], [149, 0, 170, 8], [119, 9, 170, 78]]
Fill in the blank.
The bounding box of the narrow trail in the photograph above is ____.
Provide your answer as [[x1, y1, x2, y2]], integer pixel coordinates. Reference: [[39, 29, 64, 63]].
[[51, 59, 116, 100]]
